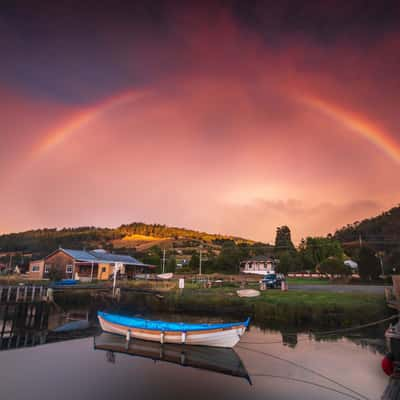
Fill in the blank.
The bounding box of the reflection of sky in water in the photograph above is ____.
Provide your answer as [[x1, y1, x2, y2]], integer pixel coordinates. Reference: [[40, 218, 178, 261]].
[[0, 325, 388, 400]]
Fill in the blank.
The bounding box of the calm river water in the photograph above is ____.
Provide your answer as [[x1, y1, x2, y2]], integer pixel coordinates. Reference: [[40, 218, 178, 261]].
[[0, 306, 390, 400]]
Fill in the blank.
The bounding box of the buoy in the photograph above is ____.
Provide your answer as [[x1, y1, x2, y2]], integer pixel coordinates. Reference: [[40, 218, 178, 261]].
[[382, 353, 394, 376]]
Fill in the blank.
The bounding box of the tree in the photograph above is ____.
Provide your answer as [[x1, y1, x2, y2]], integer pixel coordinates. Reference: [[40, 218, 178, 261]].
[[141, 250, 161, 273], [276, 251, 292, 275], [297, 237, 344, 271], [386, 248, 400, 274], [274, 226, 295, 255], [189, 252, 200, 272], [166, 256, 176, 273], [358, 246, 381, 280], [215, 242, 242, 274], [318, 257, 350, 276]]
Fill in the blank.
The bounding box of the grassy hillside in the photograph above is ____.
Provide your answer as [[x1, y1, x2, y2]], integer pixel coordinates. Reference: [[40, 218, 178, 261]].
[[0, 223, 256, 259]]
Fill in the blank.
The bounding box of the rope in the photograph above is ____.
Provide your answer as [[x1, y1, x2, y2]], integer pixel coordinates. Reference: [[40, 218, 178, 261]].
[[240, 314, 397, 345], [250, 373, 367, 400], [238, 345, 371, 400]]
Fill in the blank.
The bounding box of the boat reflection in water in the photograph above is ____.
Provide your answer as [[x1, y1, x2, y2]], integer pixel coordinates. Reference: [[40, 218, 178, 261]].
[[94, 332, 251, 384]]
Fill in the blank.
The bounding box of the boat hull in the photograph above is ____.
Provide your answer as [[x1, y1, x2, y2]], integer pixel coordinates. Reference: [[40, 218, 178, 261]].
[[98, 315, 248, 348]]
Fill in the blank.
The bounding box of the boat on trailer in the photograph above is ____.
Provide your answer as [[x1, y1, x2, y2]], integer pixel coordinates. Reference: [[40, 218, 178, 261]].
[[97, 311, 250, 348]]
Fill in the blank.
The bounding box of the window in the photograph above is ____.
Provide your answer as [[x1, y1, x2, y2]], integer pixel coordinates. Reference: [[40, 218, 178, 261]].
[[66, 264, 73, 273], [44, 264, 50, 273], [101, 267, 106, 273], [31, 265, 40, 272]]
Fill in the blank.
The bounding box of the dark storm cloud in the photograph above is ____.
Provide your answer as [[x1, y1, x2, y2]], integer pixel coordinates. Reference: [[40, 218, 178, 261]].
[[1, 0, 399, 104]]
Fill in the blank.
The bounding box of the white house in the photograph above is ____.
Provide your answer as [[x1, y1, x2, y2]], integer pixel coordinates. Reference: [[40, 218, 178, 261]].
[[240, 256, 276, 275]]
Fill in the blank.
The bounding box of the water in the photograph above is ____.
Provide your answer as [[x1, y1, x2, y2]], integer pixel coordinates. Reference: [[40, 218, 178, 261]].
[[0, 306, 390, 400]]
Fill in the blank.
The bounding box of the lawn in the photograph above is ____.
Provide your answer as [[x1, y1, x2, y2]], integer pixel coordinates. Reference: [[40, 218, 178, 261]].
[[287, 277, 331, 285]]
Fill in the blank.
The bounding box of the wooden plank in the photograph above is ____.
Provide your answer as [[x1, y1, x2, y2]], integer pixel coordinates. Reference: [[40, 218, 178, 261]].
[[1, 305, 8, 336], [393, 276, 400, 300]]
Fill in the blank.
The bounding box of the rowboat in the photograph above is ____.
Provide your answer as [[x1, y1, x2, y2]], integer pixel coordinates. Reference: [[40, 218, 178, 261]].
[[97, 312, 250, 348], [94, 332, 251, 383], [157, 272, 173, 280], [236, 289, 260, 298]]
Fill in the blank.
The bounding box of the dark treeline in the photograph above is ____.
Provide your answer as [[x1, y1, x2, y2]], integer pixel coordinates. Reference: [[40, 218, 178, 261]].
[[334, 204, 400, 275]]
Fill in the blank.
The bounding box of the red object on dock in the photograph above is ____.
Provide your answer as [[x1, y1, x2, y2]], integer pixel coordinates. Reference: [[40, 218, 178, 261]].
[[382, 354, 394, 376]]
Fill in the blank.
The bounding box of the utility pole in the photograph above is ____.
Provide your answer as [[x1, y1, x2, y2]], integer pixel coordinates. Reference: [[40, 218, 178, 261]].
[[7, 254, 13, 285], [378, 252, 385, 276], [162, 249, 166, 273], [359, 234, 362, 248], [199, 247, 202, 276]]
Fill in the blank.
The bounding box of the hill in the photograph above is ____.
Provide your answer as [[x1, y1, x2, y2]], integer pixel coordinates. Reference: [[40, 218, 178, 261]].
[[334, 204, 400, 271], [0, 222, 257, 259]]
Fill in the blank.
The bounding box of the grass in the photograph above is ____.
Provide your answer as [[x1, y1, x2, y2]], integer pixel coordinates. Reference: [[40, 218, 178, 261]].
[[287, 277, 331, 285], [116, 286, 389, 330]]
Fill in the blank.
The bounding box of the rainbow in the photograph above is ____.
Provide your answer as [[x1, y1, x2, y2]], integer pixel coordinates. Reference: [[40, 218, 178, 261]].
[[30, 90, 148, 160], [298, 94, 400, 164]]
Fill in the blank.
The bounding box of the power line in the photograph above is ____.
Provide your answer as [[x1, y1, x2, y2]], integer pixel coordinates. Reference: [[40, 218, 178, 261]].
[[238, 345, 371, 400], [250, 374, 367, 400]]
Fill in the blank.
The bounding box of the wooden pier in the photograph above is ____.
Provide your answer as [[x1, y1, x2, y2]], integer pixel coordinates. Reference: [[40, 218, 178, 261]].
[[0, 285, 50, 350], [0, 285, 50, 304]]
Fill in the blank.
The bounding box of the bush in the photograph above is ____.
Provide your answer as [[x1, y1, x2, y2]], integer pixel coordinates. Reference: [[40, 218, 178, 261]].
[[318, 257, 350, 276], [48, 266, 63, 282]]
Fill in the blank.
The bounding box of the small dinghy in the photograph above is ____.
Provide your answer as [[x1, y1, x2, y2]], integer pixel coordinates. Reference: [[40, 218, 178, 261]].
[[157, 273, 173, 280], [97, 312, 250, 348], [236, 289, 260, 298]]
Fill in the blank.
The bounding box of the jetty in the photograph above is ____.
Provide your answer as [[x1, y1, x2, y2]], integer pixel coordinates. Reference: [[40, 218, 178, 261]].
[[0, 285, 50, 350]]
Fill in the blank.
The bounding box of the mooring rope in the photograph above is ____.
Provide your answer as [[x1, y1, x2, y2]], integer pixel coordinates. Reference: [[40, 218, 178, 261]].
[[238, 345, 372, 400], [240, 314, 398, 345], [250, 373, 367, 400]]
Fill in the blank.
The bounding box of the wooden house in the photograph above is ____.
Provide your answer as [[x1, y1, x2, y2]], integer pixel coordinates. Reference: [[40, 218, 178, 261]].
[[28, 248, 155, 281], [28, 259, 45, 279]]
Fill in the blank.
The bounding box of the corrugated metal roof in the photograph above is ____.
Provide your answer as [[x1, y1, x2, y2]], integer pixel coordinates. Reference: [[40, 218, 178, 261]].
[[62, 249, 99, 262], [87, 251, 145, 265], [60, 248, 145, 266]]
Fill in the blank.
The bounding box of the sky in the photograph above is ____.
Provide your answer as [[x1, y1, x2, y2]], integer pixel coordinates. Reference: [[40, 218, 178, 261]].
[[0, 0, 400, 243]]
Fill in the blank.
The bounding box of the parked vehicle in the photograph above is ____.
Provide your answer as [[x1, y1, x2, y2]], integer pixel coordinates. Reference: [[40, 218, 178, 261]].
[[260, 273, 284, 288]]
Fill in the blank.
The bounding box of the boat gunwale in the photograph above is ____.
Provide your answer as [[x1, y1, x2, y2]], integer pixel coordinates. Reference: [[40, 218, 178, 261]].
[[98, 312, 250, 333]]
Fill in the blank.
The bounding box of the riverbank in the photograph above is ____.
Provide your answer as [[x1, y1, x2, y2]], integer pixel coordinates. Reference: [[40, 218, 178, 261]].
[[54, 286, 389, 330]]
